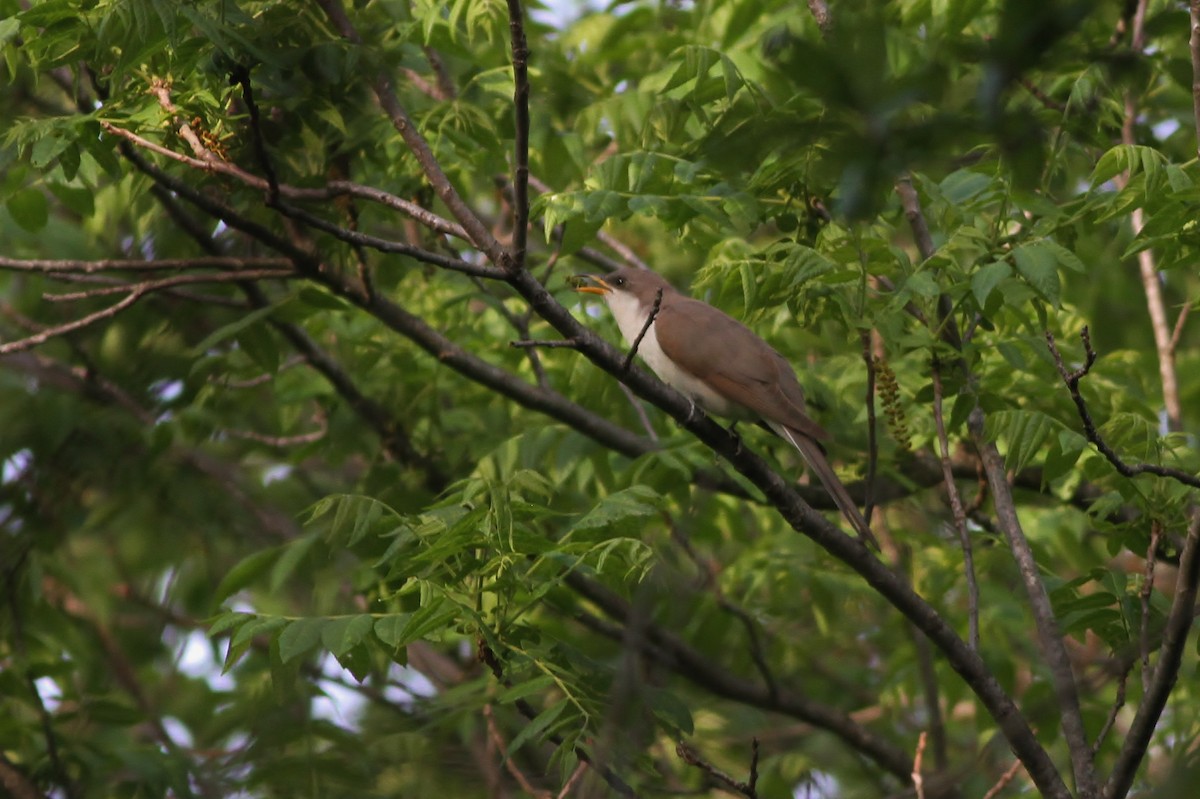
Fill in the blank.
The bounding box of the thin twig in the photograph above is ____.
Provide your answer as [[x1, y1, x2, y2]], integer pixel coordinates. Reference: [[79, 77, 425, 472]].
[[565, 573, 914, 781], [315, 0, 507, 266], [1105, 510, 1200, 798], [477, 643, 637, 798], [1046, 329, 1200, 489], [1, 290, 144, 355], [275, 200, 502, 278], [483, 703, 550, 798], [3, 556, 77, 799], [911, 626, 948, 771], [748, 738, 759, 797], [473, 276, 549, 385], [1091, 662, 1131, 757], [676, 741, 757, 798], [1168, 299, 1192, 352], [1140, 522, 1161, 694], [1121, 0, 1182, 432], [505, 0, 531, 270], [43, 269, 293, 301], [1191, 0, 1200, 159], [622, 287, 663, 371], [932, 361, 980, 650], [100, 119, 494, 278], [618, 382, 660, 441], [896, 177, 936, 261], [668, 519, 778, 700], [556, 760, 588, 799], [105, 118, 466, 238], [223, 412, 329, 448], [860, 331, 878, 526], [0, 255, 291, 273], [912, 731, 927, 799], [981, 759, 1025, 799], [228, 64, 279, 201], [509, 338, 580, 349]]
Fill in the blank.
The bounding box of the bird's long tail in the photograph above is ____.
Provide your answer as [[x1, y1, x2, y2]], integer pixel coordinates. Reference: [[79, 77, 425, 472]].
[[770, 422, 879, 551]]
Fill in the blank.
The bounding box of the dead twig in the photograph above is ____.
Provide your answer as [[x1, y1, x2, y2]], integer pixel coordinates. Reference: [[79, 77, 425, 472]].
[[912, 731, 927, 799]]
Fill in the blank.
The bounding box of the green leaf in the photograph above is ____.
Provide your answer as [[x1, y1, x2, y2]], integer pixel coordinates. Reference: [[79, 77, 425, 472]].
[[506, 698, 569, 755], [496, 675, 556, 704], [986, 410, 1060, 474], [225, 616, 287, 672], [971, 261, 1011, 305], [278, 617, 326, 664], [569, 485, 662, 537], [1011, 243, 1060, 306], [373, 614, 412, 648], [47, 182, 94, 217], [6, 188, 49, 232], [189, 298, 290, 358], [320, 615, 375, 657], [214, 548, 279, 605], [269, 533, 320, 592]]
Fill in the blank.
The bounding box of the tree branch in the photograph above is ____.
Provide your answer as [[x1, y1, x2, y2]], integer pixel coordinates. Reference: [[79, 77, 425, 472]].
[[315, 0, 509, 267], [676, 740, 758, 798], [1105, 510, 1200, 799], [102, 119, 499, 279], [505, 0, 531, 270], [1191, 1, 1200, 160], [0, 289, 144, 356], [932, 360, 980, 651], [566, 571, 914, 783], [1121, 0, 1182, 432], [1045, 328, 1200, 489], [0, 255, 292, 273], [477, 643, 637, 797], [969, 405, 1095, 796], [622, 287, 663, 371], [508, 265, 1069, 798]]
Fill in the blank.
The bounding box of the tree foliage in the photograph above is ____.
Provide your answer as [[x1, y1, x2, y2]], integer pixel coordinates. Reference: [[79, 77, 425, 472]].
[[2, 0, 1199, 797]]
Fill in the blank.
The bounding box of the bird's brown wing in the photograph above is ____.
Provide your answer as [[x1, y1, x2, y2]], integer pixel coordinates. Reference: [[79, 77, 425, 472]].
[[655, 297, 830, 442]]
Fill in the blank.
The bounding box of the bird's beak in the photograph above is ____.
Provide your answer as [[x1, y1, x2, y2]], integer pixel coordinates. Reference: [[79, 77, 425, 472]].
[[568, 274, 612, 295]]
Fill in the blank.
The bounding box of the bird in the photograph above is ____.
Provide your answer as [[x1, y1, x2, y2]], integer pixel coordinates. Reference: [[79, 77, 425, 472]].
[[572, 266, 877, 549]]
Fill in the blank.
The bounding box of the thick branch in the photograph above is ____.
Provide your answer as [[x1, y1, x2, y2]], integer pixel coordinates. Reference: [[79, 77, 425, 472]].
[[504, 225, 1068, 799], [115, 138, 657, 463]]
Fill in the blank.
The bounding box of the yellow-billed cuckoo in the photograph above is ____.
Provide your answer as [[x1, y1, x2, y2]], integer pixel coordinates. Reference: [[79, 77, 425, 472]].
[[573, 267, 877, 549]]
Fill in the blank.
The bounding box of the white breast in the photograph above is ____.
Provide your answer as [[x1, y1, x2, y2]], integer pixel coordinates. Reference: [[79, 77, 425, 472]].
[[604, 292, 746, 419]]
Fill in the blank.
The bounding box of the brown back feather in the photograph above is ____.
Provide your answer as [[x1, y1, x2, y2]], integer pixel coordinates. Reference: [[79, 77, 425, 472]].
[[654, 297, 830, 442]]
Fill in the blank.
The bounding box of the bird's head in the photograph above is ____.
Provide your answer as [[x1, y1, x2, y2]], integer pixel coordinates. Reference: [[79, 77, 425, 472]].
[[569, 268, 674, 314]]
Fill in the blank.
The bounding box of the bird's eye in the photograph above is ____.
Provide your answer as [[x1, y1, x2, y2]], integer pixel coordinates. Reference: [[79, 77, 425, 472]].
[[613, 276, 625, 287]]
